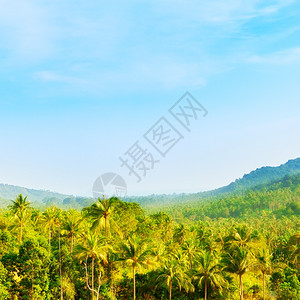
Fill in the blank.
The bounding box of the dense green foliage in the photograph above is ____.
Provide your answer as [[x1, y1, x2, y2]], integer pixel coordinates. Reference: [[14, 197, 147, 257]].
[[155, 174, 300, 222], [0, 184, 68, 203], [215, 157, 300, 194], [0, 180, 299, 299]]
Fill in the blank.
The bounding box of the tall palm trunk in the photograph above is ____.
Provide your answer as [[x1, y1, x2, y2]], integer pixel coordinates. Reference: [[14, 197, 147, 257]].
[[92, 256, 95, 300], [205, 278, 207, 300], [49, 226, 51, 247], [239, 274, 243, 300], [59, 227, 63, 300], [70, 232, 74, 253], [133, 265, 136, 300], [20, 221, 23, 244], [104, 216, 108, 245], [169, 280, 172, 300], [262, 271, 265, 300]]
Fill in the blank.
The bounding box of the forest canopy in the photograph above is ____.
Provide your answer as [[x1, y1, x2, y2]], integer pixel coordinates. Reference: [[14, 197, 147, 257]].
[[0, 174, 299, 300]]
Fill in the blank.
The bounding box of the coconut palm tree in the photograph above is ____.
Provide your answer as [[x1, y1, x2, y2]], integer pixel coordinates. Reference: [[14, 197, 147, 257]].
[[75, 233, 108, 300], [221, 246, 252, 300], [287, 233, 300, 270], [151, 242, 167, 264], [156, 260, 194, 300], [255, 247, 272, 300], [174, 224, 187, 245], [84, 197, 114, 244], [103, 250, 122, 300], [9, 194, 32, 244], [193, 251, 225, 300], [119, 239, 152, 300], [41, 206, 59, 247], [182, 240, 198, 269], [225, 224, 258, 250], [61, 210, 82, 253]]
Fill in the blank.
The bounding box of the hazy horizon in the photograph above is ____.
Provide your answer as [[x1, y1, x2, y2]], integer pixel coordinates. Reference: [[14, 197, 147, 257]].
[[1, 1, 300, 197]]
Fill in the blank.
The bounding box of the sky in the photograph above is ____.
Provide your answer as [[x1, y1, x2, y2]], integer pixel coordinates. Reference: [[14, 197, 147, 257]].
[[0, 0, 300, 197]]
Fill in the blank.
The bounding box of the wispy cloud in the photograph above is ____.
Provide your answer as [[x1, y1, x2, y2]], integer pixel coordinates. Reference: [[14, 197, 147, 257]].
[[0, 0, 56, 61], [1, 0, 300, 97], [248, 47, 300, 64], [35, 57, 208, 94], [152, 0, 296, 24], [35, 71, 89, 85]]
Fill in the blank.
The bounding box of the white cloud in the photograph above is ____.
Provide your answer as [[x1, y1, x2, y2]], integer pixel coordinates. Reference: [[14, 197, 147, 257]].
[[248, 47, 300, 64], [152, 0, 296, 24], [35, 71, 88, 85], [35, 58, 208, 93], [0, 0, 56, 61]]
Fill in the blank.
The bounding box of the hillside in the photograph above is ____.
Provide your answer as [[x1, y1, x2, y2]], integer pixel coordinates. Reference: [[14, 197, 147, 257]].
[[0, 183, 69, 203], [213, 157, 300, 195], [0, 157, 299, 208], [126, 157, 300, 207], [153, 173, 300, 222]]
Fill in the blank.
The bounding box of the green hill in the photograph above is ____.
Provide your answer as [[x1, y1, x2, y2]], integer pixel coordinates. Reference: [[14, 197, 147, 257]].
[[152, 173, 300, 222], [213, 157, 300, 194], [1, 157, 299, 210], [0, 183, 69, 203], [125, 157, 300, 207]]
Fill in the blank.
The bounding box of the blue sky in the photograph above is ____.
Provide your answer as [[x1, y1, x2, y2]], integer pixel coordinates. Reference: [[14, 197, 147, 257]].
[[0, 0, 300, 196]]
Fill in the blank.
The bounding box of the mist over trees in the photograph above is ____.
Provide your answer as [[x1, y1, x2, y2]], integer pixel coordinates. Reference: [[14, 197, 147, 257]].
[[0, 173, 299, 299]]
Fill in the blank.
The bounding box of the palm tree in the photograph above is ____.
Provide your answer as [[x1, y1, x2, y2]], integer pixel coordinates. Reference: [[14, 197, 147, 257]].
[[193, 251, 225, 300], [41, 206, 59, 247], [61, 210, 82, 253], [103, 250, 122, 300], [287, 233, 300, 270], [56, 212, 63, 300], [221, 246, 252, 300], [174, 224, 187, 245], [182, 240, 198, 269], [9, 194, 31, 244], [85, 197, 114, 244], [255, 248, 272, 300], [151, 242, 167, 264], [75, 233, 108, 300], [225, 224, 258, 250], [156, 261, 194, 300], [120, 239, 152, 300]]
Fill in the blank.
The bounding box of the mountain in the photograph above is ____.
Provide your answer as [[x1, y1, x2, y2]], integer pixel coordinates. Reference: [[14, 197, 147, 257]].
[[212, 157, 300, 195], [125, 157, 300, 207], [0, 183, 69, 203], [0, 157, 299, 207], [157, 172, 300, 221]]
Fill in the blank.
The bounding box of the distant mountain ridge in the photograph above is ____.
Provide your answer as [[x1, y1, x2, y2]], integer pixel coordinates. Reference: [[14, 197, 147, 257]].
[[213, 157, 300, 195], [0, 157, 299, 206], [124, 157, 300, 207], [0, 183, 69, 202]]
